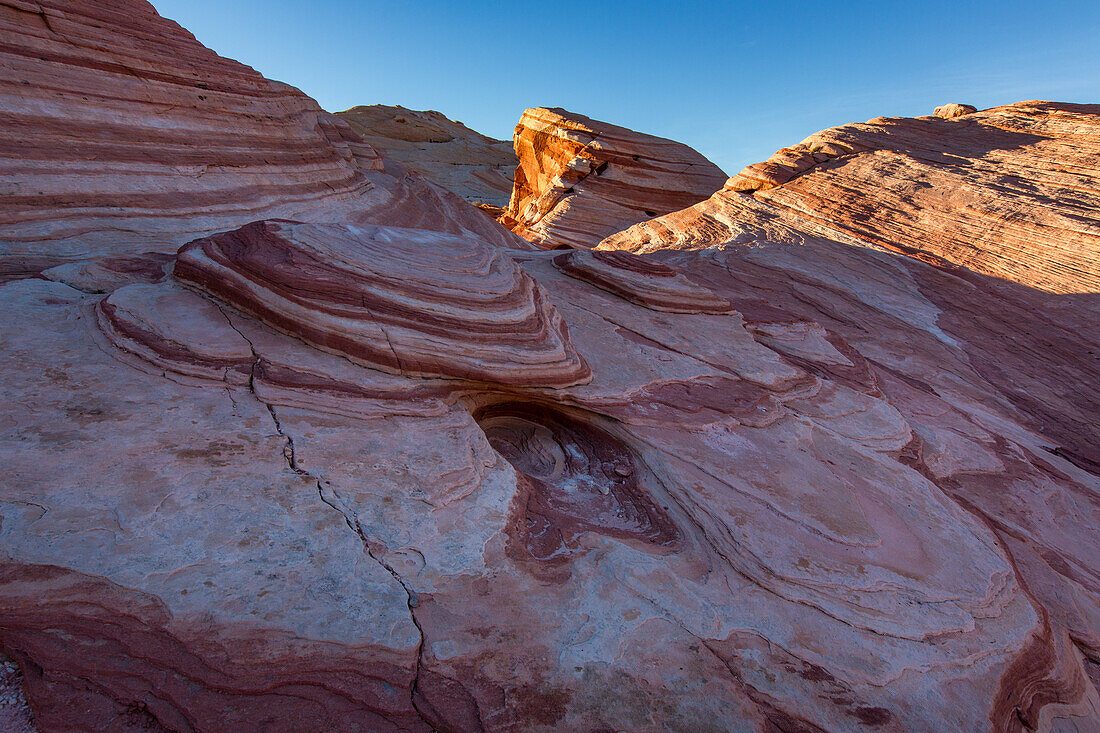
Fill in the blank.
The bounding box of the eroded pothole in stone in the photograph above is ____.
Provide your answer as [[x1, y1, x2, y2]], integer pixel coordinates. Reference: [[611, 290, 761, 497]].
[[472, 401, 680, 564]]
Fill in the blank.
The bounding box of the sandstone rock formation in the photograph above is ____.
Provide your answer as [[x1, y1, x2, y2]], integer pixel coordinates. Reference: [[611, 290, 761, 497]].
[[2, 3, 1100, 732], [552, 248, 733, 313], [934, 102, 978, 118], [640, 101, 1100, 294], [173, 220, 590, 386], [499, 107, 727, 249], [0, 0, 525, 279], [5, 216, 1099, 730], [337, 105, 516, 212]]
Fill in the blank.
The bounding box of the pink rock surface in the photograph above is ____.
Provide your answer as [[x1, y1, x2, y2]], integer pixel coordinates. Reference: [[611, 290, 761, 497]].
[[0, 0, 526, 279], [499, 107, 727, 249], [174, 220, 591, 387], [4, 226, 1099, 730], [1, 2, 1099, 732], [553, 248, 733, 313]]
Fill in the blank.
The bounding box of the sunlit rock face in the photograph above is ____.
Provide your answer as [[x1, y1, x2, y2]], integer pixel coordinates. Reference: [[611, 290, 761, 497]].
[[934, 102, 978, 119], [499, 107, 728, 249], [2, 2, 1100, 732], [608, 101, 1100, 294], [337, 104, 517, 212], [0, 0, 525, 279]]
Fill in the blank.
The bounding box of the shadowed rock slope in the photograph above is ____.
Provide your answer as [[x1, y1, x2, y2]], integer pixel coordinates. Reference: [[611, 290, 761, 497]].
[[337, 104, 516, 212], [1, 5, 1099, 733]]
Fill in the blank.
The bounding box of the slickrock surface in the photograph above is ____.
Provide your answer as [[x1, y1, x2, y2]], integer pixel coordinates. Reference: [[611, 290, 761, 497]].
[[337, 105, 517, 210], [499, 107, 727, 249], [4, 224, 1099, 730], [635, 101, 1100, 293], [2, 2, 1100, 732], [552, 248, 733, 313], [0, 0, 525, 278], [174, 220, 591, 386]]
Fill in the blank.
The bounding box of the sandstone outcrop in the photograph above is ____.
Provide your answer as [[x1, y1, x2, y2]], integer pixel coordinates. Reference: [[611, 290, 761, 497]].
[[552, 248, 733, 313], [648, 101, 1100, 293], [499, 107, 727, 249], [337, 105, 516, 211], [934, 102, 978, 118], [174, 220, 590, 386], [2, 2, 1099, 732], [0, 0, 525, 279], [5, 217, 1099, 730]]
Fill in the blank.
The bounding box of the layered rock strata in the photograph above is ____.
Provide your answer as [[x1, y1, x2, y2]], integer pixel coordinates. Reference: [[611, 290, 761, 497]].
[[337, 105, 516, 211], [552, 248, 732, 313], [4, 225, 1098, 729], [639, 101, 1100, 293], [0, 0, 525, 278], [499, 107, 727, 249], [174, 220, 590, 386], [1, 2, 1099, 731]]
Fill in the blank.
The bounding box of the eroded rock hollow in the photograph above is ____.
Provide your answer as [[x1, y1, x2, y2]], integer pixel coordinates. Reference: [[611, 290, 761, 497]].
[[473, 401, 680, 566]]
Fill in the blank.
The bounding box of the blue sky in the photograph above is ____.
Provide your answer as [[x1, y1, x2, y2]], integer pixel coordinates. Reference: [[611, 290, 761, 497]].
[[151, 0, 1100, 174]]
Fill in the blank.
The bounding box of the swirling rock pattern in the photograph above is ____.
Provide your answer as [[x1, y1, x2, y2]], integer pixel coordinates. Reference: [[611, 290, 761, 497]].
[[94, 281, 255, 385], [0, 0, 525, 278], [473, 402, 680, 567], [553, 248, 733, 313], [498, 107, 727, 249], [612, 101, 1100, 293], [4, 218, 1100, 730], [175, 220, 591, 387], [2, 3, 1100, 732]]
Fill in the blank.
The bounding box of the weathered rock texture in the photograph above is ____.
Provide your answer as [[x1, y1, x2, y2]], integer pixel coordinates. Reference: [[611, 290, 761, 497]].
[[935, 102, 978, 119], [0, 0, 525, 278], [638, 101, 1100, 294], [499, 107, 727, 249], [337, 105, 516, 211], [2, 5, 1100, 733], [174, 220, 590, 386], [552, 248, 733, 313], [5, 220, 1099, 731], [0, 655, 34, 733]]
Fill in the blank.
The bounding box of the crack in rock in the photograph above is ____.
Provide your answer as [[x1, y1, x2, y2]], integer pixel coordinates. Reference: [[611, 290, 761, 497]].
[[208, 300, 437, 730]]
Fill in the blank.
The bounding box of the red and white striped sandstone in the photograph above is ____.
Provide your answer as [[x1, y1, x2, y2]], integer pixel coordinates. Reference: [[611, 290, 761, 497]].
[[175, 220, 591, 387], [499, 107, 727, 249], [0, 0, 525, 279], [1, 2, 1099, 731], [552, 248, 733, 313], [646, 101, 1100, 294]]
